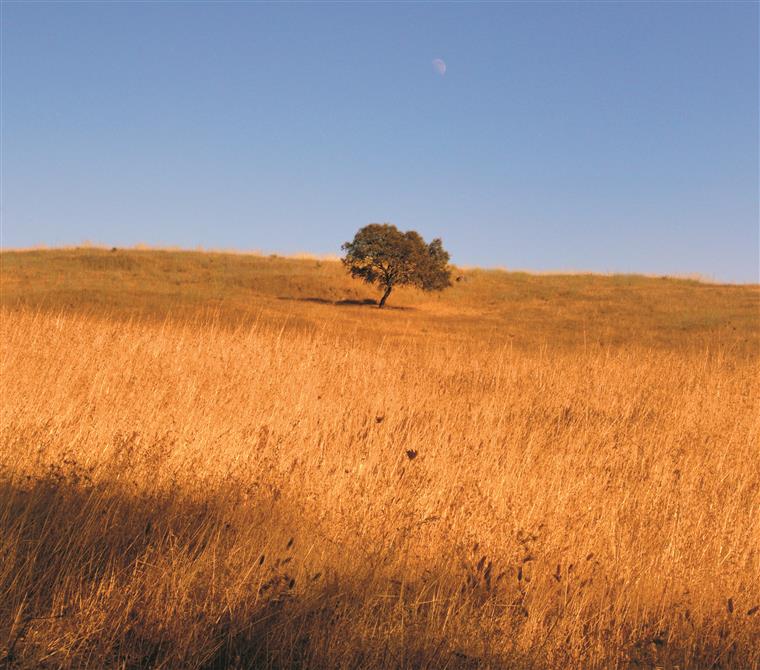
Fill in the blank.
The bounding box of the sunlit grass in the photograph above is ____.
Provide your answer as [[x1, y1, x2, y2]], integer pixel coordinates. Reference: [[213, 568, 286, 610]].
[[1, 248, 758, 668]]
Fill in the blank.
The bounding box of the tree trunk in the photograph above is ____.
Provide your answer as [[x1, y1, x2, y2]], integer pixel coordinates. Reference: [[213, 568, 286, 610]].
[[378, 285, 392, 308]]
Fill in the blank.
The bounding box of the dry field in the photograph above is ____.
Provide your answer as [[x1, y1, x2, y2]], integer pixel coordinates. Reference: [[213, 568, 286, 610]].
[[1, 248, 759, 669]]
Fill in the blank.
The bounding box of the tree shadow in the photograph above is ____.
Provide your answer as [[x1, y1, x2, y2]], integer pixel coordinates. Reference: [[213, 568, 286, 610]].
[[335, 299, 415, 311], [277, 296, 415, 311], [277, 296, 333, 305], [334, 298, 378, 307]]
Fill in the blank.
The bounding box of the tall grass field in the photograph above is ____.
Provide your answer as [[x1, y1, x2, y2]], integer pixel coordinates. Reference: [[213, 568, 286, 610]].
[[1, 248, 759, 669]]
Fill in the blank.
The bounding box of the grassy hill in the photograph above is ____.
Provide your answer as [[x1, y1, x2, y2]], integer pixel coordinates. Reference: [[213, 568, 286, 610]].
[[1, 247, 759, 669], [3, 246, 758, 352]]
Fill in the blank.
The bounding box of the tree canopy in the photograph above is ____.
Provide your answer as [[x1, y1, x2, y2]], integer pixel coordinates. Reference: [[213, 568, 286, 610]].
[[341, 224, 452, 308]]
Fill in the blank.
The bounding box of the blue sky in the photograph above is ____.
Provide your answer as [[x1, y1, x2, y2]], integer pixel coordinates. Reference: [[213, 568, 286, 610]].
[[2, 2, 758, 282]]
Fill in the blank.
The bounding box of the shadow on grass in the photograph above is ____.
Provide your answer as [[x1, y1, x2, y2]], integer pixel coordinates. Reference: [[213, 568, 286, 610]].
[[334, 298, 378, 307], [0, 471, 504, 669], [336, 299, 415, 311], [277, 296, 334, 305], [278, 296, 416, 311], [0, 470, 750, 669]]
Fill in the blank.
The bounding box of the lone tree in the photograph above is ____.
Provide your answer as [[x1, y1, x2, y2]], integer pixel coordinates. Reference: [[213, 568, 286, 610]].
[[341, 224, 452, 308]]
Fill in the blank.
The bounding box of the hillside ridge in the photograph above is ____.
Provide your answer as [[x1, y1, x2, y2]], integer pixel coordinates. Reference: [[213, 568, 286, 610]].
[[2, 246, 758, 352]]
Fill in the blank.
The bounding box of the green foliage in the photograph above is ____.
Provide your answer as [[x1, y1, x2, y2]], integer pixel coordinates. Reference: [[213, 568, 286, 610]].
[[341, 224, 452, 307]]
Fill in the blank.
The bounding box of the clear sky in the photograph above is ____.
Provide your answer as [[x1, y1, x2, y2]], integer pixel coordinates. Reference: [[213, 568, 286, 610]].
[[2, 2, 758, 282]]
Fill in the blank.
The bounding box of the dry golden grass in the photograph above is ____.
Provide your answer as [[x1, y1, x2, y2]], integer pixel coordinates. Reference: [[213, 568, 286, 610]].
[[1, 248, 759, 669]]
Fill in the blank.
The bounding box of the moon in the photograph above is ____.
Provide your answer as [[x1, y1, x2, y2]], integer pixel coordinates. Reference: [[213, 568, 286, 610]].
[[432, 58, 446, 76]]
